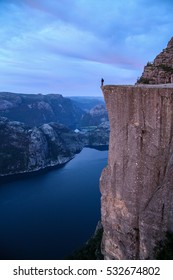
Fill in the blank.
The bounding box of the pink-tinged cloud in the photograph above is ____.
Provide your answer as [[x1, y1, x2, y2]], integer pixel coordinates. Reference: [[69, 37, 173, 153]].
[[24, 0, 50, 14], [0, 0, 173, 95]]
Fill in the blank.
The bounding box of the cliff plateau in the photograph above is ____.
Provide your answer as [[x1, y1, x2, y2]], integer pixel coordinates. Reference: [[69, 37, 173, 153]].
[[100, 85, 173, 259]]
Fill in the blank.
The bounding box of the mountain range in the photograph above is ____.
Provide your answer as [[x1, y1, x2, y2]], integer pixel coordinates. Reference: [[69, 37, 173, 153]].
[[0, 92, 109, 176]]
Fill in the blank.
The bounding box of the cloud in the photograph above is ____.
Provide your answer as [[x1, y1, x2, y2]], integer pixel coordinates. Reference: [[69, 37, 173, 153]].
[[0, 0, 173, 95]]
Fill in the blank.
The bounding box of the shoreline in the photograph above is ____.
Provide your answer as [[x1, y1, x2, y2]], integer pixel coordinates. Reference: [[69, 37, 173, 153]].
[[0, 146, 108, 184]]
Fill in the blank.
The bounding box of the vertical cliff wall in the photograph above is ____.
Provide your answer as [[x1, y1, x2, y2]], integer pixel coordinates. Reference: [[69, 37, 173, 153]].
[[100, 85, 173, 259]]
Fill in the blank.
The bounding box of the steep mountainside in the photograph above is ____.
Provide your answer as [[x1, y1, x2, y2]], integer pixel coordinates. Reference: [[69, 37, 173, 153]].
[[80, 104, 108, 127], [81, 121, 110, 147], [0, 92, 83, 129], [137, 37, 173, 84], [101, 85, 173, 260], [0, 118, 83, 176]]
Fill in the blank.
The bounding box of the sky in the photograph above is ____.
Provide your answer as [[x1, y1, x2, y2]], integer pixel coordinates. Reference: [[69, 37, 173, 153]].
[[0, 0, 173, 96]]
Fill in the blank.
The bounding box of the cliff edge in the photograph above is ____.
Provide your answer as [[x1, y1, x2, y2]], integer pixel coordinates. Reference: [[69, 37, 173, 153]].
[[100, 85, 173, 259]]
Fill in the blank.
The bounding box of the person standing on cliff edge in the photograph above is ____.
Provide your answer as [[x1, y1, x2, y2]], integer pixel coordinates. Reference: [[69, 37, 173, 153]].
[[101, 78, 104, 86]]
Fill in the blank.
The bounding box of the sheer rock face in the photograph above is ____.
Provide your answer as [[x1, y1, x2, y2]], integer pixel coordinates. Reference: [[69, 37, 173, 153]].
[[100, 85, 173, 259], [137, 37, 173, 84]]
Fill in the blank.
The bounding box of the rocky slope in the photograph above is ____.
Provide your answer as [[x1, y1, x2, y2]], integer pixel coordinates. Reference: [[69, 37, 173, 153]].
[[80, 104, 108, 127], [100, 85, 173, 259], [137, 37, 173, 84], [0, 92, 83, 129], [0, 118, 83, 176], [77, 102, 109, 147], [80, 121, 110, 147]]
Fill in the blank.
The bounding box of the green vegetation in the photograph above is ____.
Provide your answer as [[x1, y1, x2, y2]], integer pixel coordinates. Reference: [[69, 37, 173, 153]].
[[65, 225, 104, 260], [158, 64, 173, 73], [146, 61, 153, 66], [137, 77, 151, 84], [154, 232, 173, 260]]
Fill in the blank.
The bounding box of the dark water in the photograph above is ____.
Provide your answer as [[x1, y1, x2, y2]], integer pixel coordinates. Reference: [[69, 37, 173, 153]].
[[0, 147, 108, 260]]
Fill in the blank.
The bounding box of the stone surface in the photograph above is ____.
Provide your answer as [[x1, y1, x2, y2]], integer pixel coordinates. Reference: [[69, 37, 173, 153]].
[[137, 37, 173, 84], [100, 85, 173, 259]]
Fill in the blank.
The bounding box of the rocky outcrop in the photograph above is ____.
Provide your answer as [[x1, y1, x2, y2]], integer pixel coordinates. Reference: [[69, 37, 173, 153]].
[[0, 118, 83, 176], [137, 37, 173, 84], [100, 85, 173, 259]]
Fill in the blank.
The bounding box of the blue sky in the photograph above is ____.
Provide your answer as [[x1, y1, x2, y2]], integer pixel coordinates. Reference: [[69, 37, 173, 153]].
[[0, 0, 173, 96]]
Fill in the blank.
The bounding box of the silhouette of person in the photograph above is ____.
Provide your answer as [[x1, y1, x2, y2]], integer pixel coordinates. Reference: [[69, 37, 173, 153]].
[[101, 78, 104, 86]]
